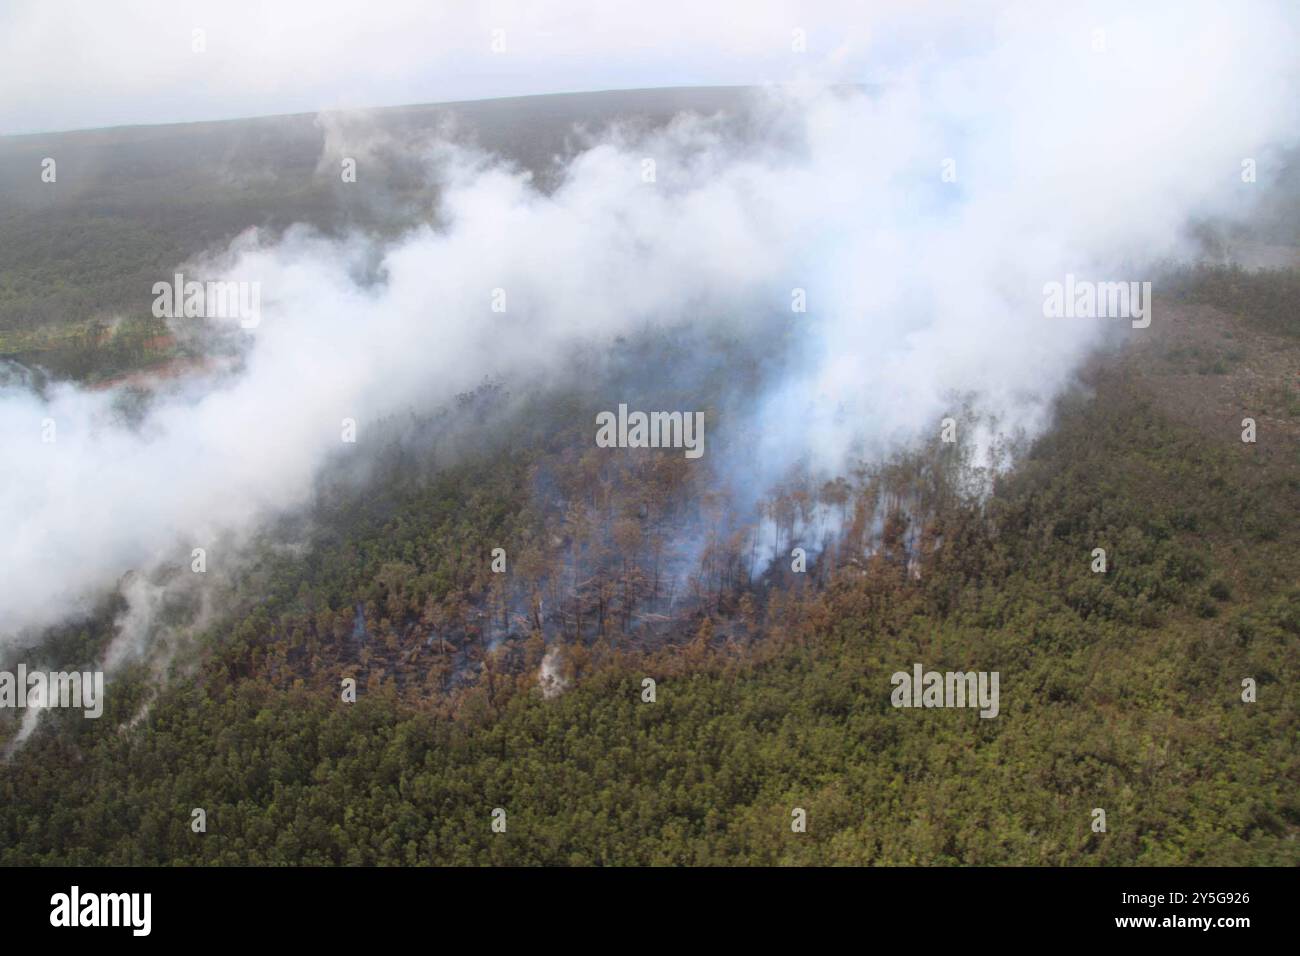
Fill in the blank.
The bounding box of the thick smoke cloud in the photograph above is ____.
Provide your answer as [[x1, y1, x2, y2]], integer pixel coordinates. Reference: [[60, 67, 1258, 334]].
[[1, 1, 1297, 655]]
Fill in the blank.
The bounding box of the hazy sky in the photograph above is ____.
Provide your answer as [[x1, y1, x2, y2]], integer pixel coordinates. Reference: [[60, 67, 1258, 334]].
[[0, 0, 1002, 135]]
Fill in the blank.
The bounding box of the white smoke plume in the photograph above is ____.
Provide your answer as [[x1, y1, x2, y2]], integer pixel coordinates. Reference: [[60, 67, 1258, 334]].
[[538, 647, 569, 700], [1, 0, 1297, 654]]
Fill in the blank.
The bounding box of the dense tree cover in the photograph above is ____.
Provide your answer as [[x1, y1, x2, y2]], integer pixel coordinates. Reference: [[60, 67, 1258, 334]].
[[3, 94, 1296, 866], [1165, 263, 1300, 340], [0, 313, 178, 382], [2, 363, 1295, 865], [0, 88, 747, 340]]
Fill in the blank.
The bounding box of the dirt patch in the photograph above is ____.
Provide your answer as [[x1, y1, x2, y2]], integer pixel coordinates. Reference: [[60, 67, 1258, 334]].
[[1121, 299, 1299, 467]]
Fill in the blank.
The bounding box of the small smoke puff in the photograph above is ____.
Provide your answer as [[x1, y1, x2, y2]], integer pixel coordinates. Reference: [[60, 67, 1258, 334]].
[[538, 647, 569, 699]]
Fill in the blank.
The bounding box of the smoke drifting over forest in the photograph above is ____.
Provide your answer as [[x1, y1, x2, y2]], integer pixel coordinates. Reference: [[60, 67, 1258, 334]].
[[1, 0, 1297, 667]]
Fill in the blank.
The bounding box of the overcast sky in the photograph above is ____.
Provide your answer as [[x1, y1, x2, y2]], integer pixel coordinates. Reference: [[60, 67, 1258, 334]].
[[0, 0, 1009, 135]]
